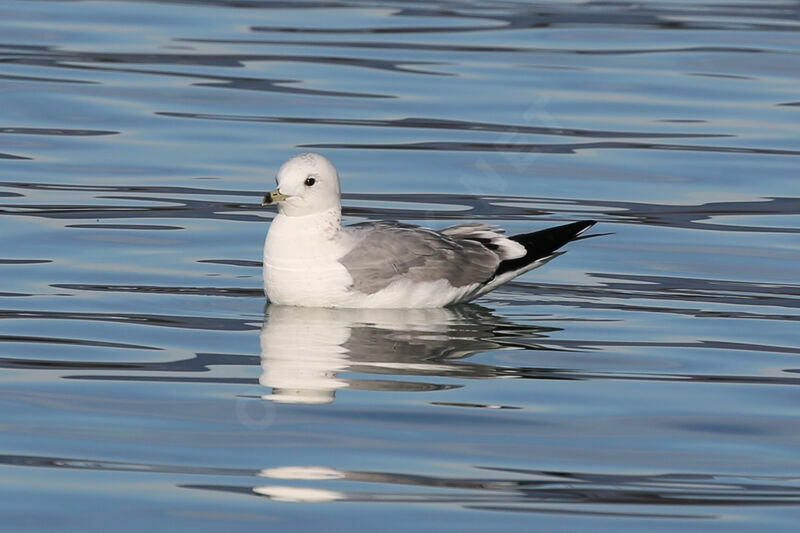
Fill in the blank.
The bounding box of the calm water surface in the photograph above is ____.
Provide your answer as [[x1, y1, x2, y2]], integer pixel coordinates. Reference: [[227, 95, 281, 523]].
[[1, 1, 799, 531]]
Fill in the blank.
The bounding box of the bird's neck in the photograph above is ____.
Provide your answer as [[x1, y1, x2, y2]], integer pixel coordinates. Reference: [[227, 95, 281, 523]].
[[270, 206, 342, 242]]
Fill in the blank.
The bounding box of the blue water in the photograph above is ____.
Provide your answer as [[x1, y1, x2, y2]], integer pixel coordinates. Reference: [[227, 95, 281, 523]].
[[1, 1, 799, 531]]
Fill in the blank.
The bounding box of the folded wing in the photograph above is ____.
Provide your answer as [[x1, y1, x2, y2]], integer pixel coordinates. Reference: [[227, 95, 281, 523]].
[[340, 221, 512, 294], [339, 220, 596, 297]]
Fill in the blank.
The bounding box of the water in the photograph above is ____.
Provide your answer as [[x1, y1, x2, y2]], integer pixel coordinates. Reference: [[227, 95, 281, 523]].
[[1, 0, 799, 530]]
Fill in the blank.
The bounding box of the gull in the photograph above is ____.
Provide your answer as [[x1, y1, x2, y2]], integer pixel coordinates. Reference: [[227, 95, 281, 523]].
[[261, 153, 595, 308]]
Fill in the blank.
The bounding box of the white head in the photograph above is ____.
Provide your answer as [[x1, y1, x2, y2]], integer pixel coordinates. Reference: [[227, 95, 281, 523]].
[[263, 153, 341, 217]]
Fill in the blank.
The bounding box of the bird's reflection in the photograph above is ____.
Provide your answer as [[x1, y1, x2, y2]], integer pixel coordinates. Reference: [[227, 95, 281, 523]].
[[247, 464, 769, 515], [259, 304, 560, 404]]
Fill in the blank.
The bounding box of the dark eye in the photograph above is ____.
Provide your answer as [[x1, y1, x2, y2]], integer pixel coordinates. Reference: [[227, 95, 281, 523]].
[[304, 176, 316, 187]]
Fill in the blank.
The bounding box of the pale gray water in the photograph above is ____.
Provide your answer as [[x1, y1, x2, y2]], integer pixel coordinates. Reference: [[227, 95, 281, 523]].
[[1, 1, 799, 531]]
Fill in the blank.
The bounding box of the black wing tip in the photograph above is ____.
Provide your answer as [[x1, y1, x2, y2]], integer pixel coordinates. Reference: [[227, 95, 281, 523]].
[[493, 220, 598, 280], [510, 220, 598, 247], [561, 219, 596, 234]]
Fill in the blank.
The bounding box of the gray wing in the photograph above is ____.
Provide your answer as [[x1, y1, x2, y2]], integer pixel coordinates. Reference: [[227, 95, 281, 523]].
[[339, 221, 500, 294]]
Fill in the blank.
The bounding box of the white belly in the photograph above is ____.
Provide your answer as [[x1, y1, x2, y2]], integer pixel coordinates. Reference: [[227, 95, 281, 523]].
[[264, 259, 353, 306]]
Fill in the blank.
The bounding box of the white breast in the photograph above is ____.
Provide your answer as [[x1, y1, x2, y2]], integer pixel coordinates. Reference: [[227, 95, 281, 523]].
[[263, 210, 354, 307]]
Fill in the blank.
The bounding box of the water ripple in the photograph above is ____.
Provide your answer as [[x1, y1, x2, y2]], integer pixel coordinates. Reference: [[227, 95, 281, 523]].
[[2, 449, 796, 520], [0, 309, 256, 331], [4, 450, 799, 516], [1, 0, 799, 528], [301, 140, 800, 157], [157, 111, 730, 139], [0, 127, 117, 136], [2, 182, 797, 233]]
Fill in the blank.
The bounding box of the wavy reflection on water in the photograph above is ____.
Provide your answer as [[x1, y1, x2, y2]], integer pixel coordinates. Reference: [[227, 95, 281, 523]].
[[2, 181, 798, 234], [2, 0, 799, 529], [258, 305, 556, 404], [5, 297, 795, 395], [156, 112, 731, 140], [302, 140, 800, 157], [3, 451, 799, 519]]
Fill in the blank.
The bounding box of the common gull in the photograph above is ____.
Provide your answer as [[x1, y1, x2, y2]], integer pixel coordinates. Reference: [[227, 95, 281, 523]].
[[262, 152, 595, 308]]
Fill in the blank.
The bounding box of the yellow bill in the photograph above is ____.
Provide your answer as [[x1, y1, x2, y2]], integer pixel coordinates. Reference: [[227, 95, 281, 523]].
[[262, 188, 289, 206]]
